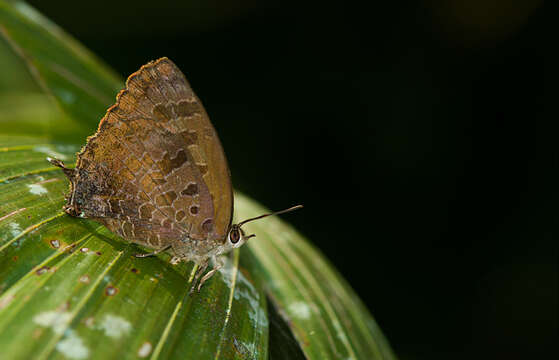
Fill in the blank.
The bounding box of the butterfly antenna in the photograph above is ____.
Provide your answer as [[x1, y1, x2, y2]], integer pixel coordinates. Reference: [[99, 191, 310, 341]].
[[238, 205, 303, 227]]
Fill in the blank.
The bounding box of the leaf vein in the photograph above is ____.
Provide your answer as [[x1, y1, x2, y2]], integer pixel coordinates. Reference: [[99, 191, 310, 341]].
[[214, 249, 240, 360], [0, 212, 65, 253], [150, 264, 198, 360], [0, 166, 60, 184]]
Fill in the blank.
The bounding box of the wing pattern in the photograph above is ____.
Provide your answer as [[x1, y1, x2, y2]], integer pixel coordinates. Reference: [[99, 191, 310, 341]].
[[66, 58, 233, 249]]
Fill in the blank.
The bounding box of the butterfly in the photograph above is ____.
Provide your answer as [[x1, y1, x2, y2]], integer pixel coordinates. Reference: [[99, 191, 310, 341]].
[[48, 57, 301, 291]]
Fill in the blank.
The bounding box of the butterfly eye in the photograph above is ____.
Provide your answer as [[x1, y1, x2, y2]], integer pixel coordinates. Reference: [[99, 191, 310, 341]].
[[229, 228, 241, 244]]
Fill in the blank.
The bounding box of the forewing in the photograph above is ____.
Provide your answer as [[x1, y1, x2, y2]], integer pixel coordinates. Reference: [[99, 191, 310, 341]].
[[124, 58, 233, 239]]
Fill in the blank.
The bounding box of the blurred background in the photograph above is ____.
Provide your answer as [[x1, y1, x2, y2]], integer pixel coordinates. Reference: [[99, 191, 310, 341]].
[[3, 0, 554, 359]]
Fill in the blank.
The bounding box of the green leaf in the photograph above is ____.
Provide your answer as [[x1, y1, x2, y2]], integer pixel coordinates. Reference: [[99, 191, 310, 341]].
[[238, 197, 396, 360], [0, 1, 397, 359], [0, 0, 122, 134]]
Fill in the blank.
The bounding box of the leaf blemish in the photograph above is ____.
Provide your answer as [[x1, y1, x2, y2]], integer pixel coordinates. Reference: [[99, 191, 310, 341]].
[[79, 275, 90, 284], [98, 314, 131, 339], [105, 285, 118, 296], [33, 309, 72, 334], [36, 266, 50, 276], [27, 183, 48, 195], [50, 239, 60, 248], [9, 222, 21, 237], [56, 330, 90, 359], [137, 342, 152, 357], [288, 301, 313, 319]]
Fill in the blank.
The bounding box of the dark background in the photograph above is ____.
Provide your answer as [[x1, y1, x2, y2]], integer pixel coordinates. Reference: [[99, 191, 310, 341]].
[[25, 1, 554, 359]]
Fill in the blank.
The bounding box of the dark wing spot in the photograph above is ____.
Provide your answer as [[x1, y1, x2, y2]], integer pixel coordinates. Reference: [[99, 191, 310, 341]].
[[181, 183, 198, 196], [155, 191, 178, 207], [175, 210, 186, 221], [167, 191, 178, 203], [170, 149, 188, 171], [179, 130, 198, 146], [109, 198, 121, 214], [197, 164, 208, 176], [160, 149, 188, 174], [176, 99, 200, 117], [189, 205, 199, 215], [201, 218, 213, 233], [152, 103, 173, 122]]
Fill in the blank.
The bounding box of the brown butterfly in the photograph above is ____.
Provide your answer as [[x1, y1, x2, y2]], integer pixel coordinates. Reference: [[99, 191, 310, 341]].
[[48, 57, 301, 291]]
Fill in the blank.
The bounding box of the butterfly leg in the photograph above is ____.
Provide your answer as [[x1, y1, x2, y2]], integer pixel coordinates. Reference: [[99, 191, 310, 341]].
[[188, 260, 209, 295], [197, 256, 224, 292], [135, 244, 171, 258]]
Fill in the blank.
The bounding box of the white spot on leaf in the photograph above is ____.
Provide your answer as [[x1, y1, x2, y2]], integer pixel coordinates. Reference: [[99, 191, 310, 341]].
[[56, 331, 89, 359], [33, 310, 72, 334], [9, 222, 21, 237], [28, 184, 48, 195], [98, 314, 131, 339], [137, 342, 152, 357], [288, 301, 312, 319]]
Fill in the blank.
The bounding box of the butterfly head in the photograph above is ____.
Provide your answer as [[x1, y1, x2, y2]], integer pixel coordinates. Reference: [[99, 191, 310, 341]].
[[225, 205, 303, 249], [225, 225, 252, 249]]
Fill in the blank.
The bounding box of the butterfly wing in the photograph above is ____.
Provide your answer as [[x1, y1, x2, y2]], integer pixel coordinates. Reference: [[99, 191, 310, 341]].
[[67, 58, 233, 248], [126, 58, 233, 240]]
